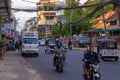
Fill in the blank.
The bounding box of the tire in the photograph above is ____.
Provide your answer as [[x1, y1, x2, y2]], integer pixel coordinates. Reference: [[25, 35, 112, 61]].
[[59, 65, 63, 73], [56, 66, 59, 71], [36, 53, 39, 57], [115, 57, 118, 61], [95, 77, 100, 80], [21, 53, 25, 57]]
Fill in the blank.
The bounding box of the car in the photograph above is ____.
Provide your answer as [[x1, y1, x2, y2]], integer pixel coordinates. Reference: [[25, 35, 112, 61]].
[[77, 36, 90, 47], [39, 39, 45, 46]]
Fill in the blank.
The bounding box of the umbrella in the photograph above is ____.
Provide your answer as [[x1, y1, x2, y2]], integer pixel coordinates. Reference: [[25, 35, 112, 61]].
[[6, 33, 14, 39]]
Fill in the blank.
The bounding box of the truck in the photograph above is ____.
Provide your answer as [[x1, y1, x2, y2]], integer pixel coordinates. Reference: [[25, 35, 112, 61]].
[[21, 31, 39, 57]]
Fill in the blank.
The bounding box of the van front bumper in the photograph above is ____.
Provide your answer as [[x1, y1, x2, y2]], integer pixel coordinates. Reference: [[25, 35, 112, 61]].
[[21, 49, 39, 53]]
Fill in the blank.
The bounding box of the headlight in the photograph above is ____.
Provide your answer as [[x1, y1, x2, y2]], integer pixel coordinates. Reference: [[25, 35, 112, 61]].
[[22, 45, 24, 48], [36, 45, 39, 48]]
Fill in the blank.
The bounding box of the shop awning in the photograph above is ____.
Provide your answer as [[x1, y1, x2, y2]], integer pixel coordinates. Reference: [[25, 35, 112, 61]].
[[88, 29, 104, 33], [88, 28, 120, 33], [107, 28, 120, 32]]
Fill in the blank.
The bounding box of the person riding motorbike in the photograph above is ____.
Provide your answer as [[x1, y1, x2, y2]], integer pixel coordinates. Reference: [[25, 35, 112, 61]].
[[68, 38, 72, 50], [82, 46, 100, 79], [54, 41, 66, 64], [45, 39, 49, 53]]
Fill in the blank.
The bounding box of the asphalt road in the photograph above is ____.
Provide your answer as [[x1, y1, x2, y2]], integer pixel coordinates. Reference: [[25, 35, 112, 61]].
[[24, 46, 120, 80]]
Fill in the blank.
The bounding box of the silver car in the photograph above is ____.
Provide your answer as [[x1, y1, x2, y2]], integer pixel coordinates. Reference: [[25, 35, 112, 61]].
[[77, 36, 90, 47]]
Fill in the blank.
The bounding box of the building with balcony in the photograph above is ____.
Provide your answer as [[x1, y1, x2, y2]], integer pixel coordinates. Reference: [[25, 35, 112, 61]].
[[36, 0, 59, 37]]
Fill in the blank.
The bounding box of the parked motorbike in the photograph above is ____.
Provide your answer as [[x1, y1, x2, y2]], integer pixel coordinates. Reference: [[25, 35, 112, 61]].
[[6, 43, 16, 51]]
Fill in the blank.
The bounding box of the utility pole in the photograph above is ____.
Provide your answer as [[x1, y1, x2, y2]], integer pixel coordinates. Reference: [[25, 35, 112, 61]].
[[70, 0, 73, 40], [100, 0, 107, 39]]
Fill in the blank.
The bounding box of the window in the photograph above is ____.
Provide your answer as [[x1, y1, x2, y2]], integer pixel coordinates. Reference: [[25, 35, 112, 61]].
[[110, 21, 117, 25], [23, 38, 38, 44], [45, 16, 54, 20], [105, 43, 117, 49]]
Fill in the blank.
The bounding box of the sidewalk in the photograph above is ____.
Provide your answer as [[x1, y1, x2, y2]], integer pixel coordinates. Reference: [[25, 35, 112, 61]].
[[0, 50, 41, 80]]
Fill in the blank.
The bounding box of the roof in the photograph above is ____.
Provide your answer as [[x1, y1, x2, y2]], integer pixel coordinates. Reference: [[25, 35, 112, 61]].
[[96, 10, 115, 21], [0, 0, 11, 19], [92, 10, 119, 29], [106, 12, 119, 22]]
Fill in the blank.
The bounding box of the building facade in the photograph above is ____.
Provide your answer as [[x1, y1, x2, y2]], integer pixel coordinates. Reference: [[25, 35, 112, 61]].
[[36, 0, 59, 37]]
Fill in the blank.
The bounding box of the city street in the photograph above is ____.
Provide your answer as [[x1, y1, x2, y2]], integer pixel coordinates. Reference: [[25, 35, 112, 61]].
[[24, 46, 120, 80]]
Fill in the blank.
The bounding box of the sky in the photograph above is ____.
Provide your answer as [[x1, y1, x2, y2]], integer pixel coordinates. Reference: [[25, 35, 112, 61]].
[[12, 0, 87, 31]]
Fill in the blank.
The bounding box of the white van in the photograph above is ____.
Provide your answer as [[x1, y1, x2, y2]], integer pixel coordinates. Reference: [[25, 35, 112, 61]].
[[21, 31, 39, 56]]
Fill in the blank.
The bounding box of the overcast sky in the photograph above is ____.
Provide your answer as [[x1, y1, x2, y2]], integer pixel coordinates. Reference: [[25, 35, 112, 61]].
[[12, 0, 87, 31]]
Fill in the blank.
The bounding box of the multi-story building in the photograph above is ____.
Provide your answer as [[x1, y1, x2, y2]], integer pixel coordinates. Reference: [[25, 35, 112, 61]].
[[25, 17, 37, 31], [36, 0, 59, 37]]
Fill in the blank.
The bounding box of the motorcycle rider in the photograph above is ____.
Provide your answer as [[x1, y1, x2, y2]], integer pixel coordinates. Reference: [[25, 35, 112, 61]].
[[68, 38, 72, 50], [45, 39, 49, 53], [83, 46, 100, 79], [53, 40, 66, 65]]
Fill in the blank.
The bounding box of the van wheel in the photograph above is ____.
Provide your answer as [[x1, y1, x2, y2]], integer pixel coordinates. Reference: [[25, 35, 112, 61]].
[[21, 53, 25, 57], [36, 53, 39, 57], [115, 57, 118, 61]]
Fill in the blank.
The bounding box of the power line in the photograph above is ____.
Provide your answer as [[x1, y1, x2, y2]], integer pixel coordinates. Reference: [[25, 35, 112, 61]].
[[11, 0, 120, 24], [21, 0, 38, 3]]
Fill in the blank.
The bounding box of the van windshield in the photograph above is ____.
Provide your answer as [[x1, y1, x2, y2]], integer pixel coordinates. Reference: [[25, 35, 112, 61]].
[[106, 43, 117, 49], [101, 42, 117, 49], [23, 38, 38, 44], [48, 39, 56, 44]]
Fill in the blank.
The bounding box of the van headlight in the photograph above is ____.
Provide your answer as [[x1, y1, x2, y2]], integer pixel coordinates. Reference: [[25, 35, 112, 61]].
[[22, 45, 24, 48], [36, 45, 39, 48]]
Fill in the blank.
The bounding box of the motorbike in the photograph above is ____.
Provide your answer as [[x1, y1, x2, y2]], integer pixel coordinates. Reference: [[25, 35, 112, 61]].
[[82, 57, 101, 80], [6, 43, 16, 51], [83, 62, 100, 80], [90, 63, 101, 80], [53, 53, 64, 73]]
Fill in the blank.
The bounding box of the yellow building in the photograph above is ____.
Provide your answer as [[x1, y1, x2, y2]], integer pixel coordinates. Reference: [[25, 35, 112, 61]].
[[36, 0, 59, 37]]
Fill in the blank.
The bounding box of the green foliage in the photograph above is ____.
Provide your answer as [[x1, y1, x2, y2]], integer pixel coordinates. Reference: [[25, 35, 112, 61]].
[[51, 25, 59, 38], [54, 0, 114, 36], [38, 31, 42, 38]]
